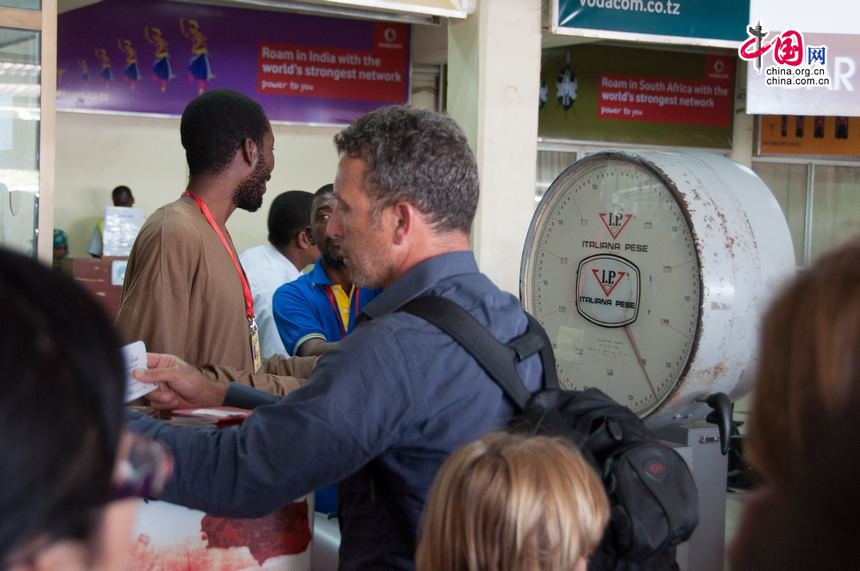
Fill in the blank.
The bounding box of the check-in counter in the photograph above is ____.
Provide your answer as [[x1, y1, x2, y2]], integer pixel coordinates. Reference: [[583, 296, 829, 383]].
[[126, 409, 315, 570], [128, 498, 313, 570]]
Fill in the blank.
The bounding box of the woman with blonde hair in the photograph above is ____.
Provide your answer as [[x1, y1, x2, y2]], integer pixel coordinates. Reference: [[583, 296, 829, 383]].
[[416, 431, 609, 571]]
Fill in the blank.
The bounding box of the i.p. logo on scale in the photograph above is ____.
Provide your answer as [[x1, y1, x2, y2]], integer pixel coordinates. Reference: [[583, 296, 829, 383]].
[[576, 254, 640, 327]]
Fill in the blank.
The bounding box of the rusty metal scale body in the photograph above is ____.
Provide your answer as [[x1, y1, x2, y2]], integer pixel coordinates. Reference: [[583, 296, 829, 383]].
[[520, 151, 795, 571]]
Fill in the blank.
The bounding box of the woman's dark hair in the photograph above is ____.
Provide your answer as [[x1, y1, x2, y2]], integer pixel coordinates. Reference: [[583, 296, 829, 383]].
[[746, 238, 860, 488], [731, 385, 860, 570], [0, 248, 126, 566]]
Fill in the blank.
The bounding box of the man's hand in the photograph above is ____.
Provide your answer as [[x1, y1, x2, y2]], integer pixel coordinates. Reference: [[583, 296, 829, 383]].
[[297, 338, 338, 357], [133, 353, 228, 411]]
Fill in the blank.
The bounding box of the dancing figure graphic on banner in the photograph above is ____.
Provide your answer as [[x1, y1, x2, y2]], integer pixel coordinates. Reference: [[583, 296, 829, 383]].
[[78, 58, 89, 82], [118, 38, 142, 90], [95, 48, 112, 87], [180, 18, 214, 95], [145, 26, 175, 93]]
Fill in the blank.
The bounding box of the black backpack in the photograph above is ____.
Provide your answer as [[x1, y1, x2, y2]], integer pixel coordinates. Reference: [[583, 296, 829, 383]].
[[401, 296, 699, 569]]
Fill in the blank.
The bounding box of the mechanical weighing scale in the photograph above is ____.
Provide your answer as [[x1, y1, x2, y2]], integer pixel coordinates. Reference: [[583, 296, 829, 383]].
[[520, 151, 795, 571]]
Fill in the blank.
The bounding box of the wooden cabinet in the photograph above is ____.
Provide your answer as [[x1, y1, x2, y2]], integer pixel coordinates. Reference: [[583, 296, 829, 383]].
[[71, 257, 127, 320]]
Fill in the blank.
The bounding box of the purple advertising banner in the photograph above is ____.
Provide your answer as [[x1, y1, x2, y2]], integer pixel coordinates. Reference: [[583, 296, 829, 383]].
[[57, 0, 411, 124]]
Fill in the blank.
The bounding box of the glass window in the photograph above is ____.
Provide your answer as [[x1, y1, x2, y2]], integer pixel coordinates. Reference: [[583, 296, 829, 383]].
[[811, 164, 860, 261], [536, 150, 576, 203], [0, 1, 40, 9], [751, 162, 807, 265], [0, 27, 40, 257]]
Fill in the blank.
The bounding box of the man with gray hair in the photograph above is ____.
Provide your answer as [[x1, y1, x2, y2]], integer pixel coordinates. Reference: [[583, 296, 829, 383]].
[[129, 106, 544, 569]]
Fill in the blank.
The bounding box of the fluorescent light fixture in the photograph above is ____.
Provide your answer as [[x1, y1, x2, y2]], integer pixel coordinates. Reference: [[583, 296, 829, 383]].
[[172, 0, 469, 24]]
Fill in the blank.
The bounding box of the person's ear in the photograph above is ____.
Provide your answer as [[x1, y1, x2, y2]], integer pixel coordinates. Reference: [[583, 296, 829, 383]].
[[297, 227, 312, 248], [391, 202, 412, 246], [240, 137, 257, 167], [304, 226, 316, 246]]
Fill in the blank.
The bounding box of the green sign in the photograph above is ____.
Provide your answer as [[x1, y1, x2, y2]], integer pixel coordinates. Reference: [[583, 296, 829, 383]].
[[539, 45, 735, 148], [554, 0, 749, 46]]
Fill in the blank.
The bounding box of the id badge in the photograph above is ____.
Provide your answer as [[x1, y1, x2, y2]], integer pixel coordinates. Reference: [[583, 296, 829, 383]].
[[249, 318, 262, 373]]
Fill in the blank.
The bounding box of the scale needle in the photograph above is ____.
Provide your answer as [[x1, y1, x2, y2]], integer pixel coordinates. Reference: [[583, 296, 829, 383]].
[[623, 326, 658, 401]]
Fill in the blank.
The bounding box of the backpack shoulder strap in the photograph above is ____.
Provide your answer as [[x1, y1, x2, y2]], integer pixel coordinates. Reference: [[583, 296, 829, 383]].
[[504, 313, 560, 391], [525, 313, 560, 390], [400, 296, 532, 410]]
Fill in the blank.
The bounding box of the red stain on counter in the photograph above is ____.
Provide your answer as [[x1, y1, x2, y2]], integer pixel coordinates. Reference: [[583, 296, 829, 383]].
[[202, 499, 312, 563], [126, 500, 312, 570]]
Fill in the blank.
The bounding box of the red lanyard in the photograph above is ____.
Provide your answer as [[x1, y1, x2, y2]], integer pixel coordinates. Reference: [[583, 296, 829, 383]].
[[323, 285, 360, 339], [183, 191, 255, 322]]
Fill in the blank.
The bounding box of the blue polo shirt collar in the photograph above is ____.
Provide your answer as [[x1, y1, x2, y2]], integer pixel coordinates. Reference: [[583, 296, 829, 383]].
[[308, 258, 334, 287], [361, 250, 478, 319]]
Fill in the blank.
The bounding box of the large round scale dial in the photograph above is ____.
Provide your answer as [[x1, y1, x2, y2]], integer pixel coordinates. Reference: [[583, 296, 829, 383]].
[[521, 151, 795, 425], [523, 154, 700, 417]]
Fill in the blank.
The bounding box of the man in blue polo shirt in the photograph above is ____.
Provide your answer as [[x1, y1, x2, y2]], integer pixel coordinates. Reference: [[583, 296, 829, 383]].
[[272, 185, 381, 515], [272, 185, 382, 357]]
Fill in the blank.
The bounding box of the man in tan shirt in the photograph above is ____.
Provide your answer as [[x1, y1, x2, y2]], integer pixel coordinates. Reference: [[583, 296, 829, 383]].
[[117, 89, 312, 395]]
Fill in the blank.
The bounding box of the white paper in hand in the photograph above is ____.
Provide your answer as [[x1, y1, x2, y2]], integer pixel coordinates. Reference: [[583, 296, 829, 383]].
[[123, 340, 155, 403]]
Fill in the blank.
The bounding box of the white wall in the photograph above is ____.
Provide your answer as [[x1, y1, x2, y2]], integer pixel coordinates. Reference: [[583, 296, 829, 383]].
[[55, 111, 341, 257], [750, 0, 853, 34], [412, 20, 447, 65], [448, 0, 542, 296]]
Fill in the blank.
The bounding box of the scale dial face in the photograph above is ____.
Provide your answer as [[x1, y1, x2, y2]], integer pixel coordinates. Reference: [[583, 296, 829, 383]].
[[522, 155, 701, 417]]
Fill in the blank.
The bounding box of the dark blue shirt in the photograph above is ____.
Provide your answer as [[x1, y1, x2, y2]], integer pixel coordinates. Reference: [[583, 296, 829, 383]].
[[271, 258, 381, 514], [129, 251, 543, 570]]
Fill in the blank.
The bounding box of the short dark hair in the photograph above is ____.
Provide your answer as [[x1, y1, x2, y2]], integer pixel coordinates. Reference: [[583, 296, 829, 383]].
[[181, 89, 270, 177], [268, 191, 315, 249], [315, 183, 333, 197], [0, 248, 125, 565], [333, 106, 479, 234], [111, 185, 134, 207]]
